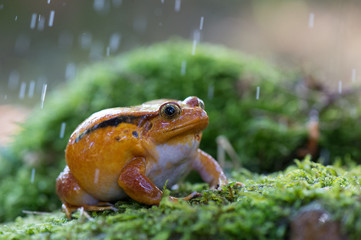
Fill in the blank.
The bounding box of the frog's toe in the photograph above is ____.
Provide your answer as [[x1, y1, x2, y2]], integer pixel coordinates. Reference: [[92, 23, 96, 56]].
[[86, 202, 118, 212], [182, 191, 202, 201]]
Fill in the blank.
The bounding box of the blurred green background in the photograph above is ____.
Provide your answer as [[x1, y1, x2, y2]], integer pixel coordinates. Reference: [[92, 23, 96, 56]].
[[1, 0, 361, 107]]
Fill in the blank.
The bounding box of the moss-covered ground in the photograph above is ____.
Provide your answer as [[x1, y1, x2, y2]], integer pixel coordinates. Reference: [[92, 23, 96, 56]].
[[1, 158, 361, 239]]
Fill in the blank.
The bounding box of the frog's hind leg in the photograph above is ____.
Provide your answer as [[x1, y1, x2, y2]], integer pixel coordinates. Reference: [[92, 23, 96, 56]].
[[56, 166, 117, 219]]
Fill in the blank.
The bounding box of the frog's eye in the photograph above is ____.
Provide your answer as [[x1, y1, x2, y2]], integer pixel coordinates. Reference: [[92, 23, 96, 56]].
[[160, 102, 182, 120]]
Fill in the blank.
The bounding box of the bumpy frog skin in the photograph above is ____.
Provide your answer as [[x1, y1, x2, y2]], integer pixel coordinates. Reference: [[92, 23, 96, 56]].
[[56, 96, 228, 218]]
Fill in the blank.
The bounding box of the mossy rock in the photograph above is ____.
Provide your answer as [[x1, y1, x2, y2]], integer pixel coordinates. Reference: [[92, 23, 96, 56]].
[[1, 158, 361, 239], [1, 40, 361, 222]]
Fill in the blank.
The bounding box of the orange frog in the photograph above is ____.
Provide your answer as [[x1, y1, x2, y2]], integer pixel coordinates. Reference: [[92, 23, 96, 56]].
[[56, 96, 228, 218]]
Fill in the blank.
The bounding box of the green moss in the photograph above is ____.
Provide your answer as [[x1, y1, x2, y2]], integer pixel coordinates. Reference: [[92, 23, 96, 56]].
[[1, 159, 361, 239]]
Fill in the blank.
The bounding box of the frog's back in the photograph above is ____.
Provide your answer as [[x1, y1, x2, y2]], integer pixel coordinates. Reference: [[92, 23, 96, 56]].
[[65, 107, 156, 201]]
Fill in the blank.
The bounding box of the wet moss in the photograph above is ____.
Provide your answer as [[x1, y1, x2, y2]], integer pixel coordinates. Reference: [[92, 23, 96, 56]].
[[1, 158, 361, 239]]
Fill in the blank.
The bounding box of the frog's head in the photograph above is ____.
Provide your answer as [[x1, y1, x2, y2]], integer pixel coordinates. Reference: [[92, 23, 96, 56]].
[[142, 96, 209, 144]]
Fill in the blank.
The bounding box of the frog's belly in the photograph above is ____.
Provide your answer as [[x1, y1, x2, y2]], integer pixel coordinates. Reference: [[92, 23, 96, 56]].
[[147, 160, 192, 189], [146, 141, 198, 188]]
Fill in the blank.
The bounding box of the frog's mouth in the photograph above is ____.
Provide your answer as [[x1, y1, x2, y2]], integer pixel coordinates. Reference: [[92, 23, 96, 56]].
[[165, 119, 208, 139]]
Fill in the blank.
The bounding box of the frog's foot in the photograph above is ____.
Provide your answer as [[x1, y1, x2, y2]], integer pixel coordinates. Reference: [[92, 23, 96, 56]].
[[57, 167, 117, 219], [62, 202, 117, 219], [169, 191, 202, 202], [182, 191, 202, 200]]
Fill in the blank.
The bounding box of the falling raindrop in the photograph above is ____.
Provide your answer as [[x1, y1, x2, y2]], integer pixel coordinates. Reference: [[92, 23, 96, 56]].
[[256, 86, 260, 100], [48, 0, 51, 4], [208, 84, 214, 99], [94, 169, 100, 184], [133, 16, 147, 33], [338, 81, 342, 94], [109, 33, 121, 52], [36, 76, 47, 94], [15, 16, 18, 21], [79, 32, 92, 49], [180, 60, 187, 75], [4, 95, 7, 100], [94, 0, 105, 11], [48, 10, 55, 27], [106, 46, 110, 56], [28, 81, 35, 98], [200, 16, 204, 30], [308, 13, 315, 28], [174, 0, 181, 12], [58, 31, 74, 49], [19, 82, 26, 99], [30, 13, 37, 29], [59, 122, 66, 138], [31, 168, 35, 184], [89, 42, 104, 61], [37, 15, 45, 31], [112, 0, 122, 7], [8, 70, 20, 90], [161, 0, 164, 3], [65, 62, 76, 81], [352, 69, 356, 82], [41, 83, 47, 109], [14, 34, 31, 53]]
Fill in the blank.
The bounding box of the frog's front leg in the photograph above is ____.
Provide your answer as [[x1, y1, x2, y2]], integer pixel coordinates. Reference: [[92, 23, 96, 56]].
[[118, 157, 163, 205], [191, 149, 228, 189], [56, 166, 117, 219], [118, 157, 199, 204]]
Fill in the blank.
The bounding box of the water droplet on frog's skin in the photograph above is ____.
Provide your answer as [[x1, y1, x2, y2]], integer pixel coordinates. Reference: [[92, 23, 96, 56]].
[[94, 169, 100, 184]]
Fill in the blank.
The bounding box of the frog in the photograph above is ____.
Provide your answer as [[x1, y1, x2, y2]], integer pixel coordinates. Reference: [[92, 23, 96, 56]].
[[56, 96, 229, 219]]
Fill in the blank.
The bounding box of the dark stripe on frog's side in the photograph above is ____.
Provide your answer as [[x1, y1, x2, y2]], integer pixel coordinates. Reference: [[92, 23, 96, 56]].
[[75, 114, 154, 143]]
